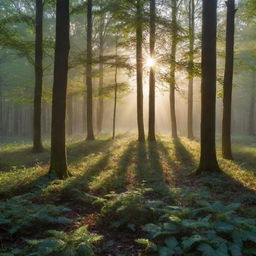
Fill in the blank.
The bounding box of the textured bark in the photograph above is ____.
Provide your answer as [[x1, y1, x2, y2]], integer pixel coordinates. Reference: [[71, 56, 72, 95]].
[[148, 0, 156, 141], [33, 0, 44, 152], [97, 15, 104, 134], [112, 37, 118, 140], [222, 0, 236, 160], [187, 0, 195, 140], [248, 72, 255, 136], [86, 0, 95, 140], [136, 0, 145, 142], [170, 0, 178, 138], [49, 0, 70, 179], [197, 0, 221, 173]]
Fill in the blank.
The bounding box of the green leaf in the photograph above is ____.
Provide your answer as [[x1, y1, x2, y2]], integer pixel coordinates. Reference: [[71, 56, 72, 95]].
[[159, 246, 175, 256], [182, 235, 205, 250], [198, 243, 216, 256], [164, 237, 178, 250]]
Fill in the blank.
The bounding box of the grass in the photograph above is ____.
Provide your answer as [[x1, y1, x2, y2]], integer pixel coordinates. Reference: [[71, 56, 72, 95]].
[[0, 135, 256, 255]]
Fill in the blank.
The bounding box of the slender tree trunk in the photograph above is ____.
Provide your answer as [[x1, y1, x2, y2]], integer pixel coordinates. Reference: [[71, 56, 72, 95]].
[[248, 72, 255, 136], [33, 0, 44, 152], [136, 0, 145, 142], [86, 0, 95, 140], [112, 37, 118, 139], [148, 0, 156, 141], [67, 94, 73, 136], [170, 0, 178, 138], [83, 94, 87, 133], [197, 0, 221, 173], [49, 0, 70, 179], [97, 15, 104, 134], [222, 0, 236, 159], [187, 0, 195, 139]]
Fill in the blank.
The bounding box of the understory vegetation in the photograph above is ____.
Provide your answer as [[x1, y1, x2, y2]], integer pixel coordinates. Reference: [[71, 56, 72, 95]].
[[0, 135, 256, 255]]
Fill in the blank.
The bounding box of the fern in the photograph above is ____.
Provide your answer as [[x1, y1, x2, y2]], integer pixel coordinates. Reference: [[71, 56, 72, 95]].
[[138, 200, 256, 255], [0, 193, 72, 234], [23, 226, 102, 256]]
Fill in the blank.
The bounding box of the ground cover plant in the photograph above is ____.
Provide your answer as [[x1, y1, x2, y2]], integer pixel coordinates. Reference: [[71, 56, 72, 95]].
[[1, 135, 256, 255]]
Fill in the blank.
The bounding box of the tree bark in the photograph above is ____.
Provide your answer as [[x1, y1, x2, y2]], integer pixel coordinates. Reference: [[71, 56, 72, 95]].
[[97, 15, 104, 134], [222, 0, 236, 160], [187, 0, 195, 140], [33, 0, 44, 152], [86, 0, 95, 140], [112, 36, 118, 139], [170, 0, 178, 138], [136, 0, 145, 142], [148, 0, 156, 141], [248, 72, 255, 136], [49, 0, 70, 179], [196, 0, 221, 173]]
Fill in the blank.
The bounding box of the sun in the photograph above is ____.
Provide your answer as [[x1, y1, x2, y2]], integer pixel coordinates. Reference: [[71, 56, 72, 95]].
[[146, 57, 155, 67]]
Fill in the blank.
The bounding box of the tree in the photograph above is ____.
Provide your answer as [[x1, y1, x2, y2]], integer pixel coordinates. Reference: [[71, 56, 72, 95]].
[[222, 0, 236, 160], [148, 0, 156, 141], [196, 0, 221, 173], [136, 0, 145, 142], [86, 0, 95, 140], [248, 72, 255, 136], [33, 0, 44, 153], [96, 9, 105, 134], [112, 36, 118, 139], [49, 0, 70, 178], [187, 0, 195, 140], [170, 0, 178, 138]]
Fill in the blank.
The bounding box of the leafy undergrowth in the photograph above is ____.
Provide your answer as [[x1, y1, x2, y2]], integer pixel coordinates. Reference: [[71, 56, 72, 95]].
[[0, 135, 256, 255]]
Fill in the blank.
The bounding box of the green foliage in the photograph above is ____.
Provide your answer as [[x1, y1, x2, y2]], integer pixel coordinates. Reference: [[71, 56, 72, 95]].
[[97, 188, 157, 229], [21, 226, 102, 256], [138, 200, 256, 255], [0, 193, 72, 234]]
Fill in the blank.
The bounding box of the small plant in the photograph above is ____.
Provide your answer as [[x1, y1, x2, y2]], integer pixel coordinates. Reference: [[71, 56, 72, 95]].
[[8, 226, 102, 256], [137, 200, 256, 255], [0, 193, 72, 234], [97, 188, 157, 229]]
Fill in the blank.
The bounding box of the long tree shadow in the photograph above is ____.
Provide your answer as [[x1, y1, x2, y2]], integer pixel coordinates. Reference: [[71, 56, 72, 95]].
[[134, 142, 170, 196], [173, 138, 196, 167], [156, 138, 256, 206], [91, 140, 137, 194]]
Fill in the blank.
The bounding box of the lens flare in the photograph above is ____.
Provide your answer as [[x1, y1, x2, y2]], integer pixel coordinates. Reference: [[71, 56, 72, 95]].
[[146, 57, 155, 67]]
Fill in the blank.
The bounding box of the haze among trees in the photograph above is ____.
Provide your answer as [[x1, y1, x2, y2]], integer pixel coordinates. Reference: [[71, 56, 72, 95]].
[[0, 0, 256, 255]]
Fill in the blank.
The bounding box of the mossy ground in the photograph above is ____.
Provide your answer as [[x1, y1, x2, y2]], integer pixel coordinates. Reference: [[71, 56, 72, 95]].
[[0, 135, 256, 255]]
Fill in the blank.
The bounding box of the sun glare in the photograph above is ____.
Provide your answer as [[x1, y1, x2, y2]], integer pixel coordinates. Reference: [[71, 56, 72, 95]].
[[146, 57, 155, 67]]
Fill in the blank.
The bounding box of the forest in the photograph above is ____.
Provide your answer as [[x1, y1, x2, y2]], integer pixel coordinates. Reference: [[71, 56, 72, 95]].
[[0, 0, 256, 255]]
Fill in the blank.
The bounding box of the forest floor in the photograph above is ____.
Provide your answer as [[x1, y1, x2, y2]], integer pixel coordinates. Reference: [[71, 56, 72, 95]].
[[0, 135, 256, 256]]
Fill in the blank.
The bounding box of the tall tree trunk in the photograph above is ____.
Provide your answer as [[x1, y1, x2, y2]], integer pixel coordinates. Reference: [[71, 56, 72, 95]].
[[112, 36, 118, 140], [97, 15, 104, 134], [49, 0, 70, 179], [33, 0, 44, 152], [136, 0, 145, 142], [187, 0, 195, 139], [148, 0, 156, 141], [197, 0, 220, 173], [248, 72, 255, 136], [170, 0, 178, 138], [86, 0, 95, 140], [222, 0, 236, 159], [83, 94, 87, 133], [67, 94, 73, 136]]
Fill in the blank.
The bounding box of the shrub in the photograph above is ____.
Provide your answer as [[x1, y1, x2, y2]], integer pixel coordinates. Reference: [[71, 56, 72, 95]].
[[0, 193, 72, 234], [137, 200, 256, 255]]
